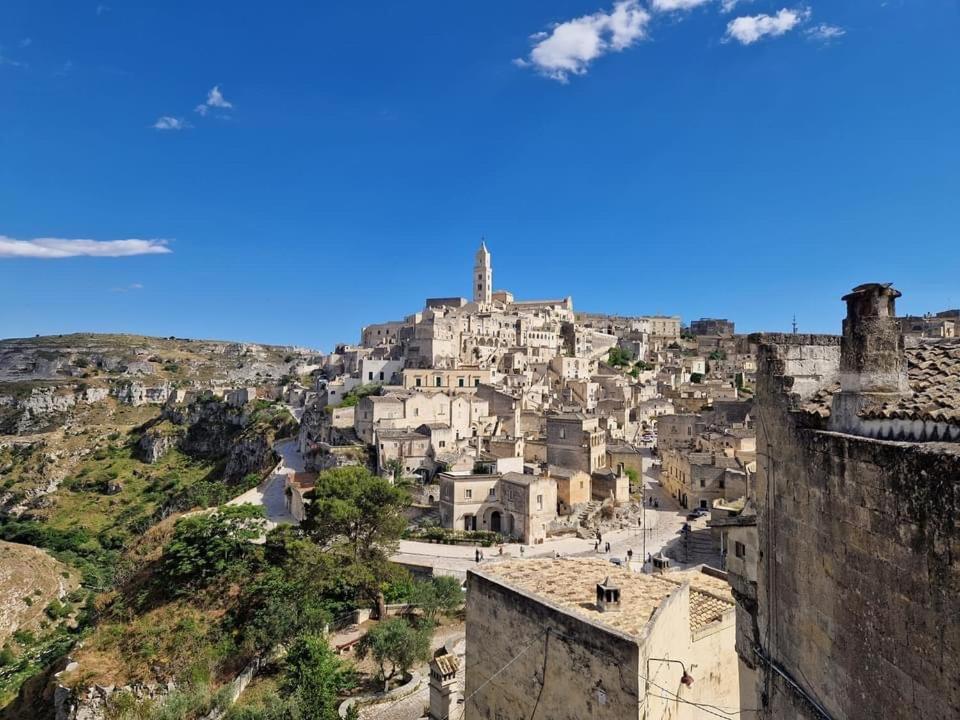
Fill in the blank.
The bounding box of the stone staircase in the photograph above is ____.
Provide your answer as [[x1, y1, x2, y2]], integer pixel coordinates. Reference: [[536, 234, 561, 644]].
[[578, 500, 602, 526]]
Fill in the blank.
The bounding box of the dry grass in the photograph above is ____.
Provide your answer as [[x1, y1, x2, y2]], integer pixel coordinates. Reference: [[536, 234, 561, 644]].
[[0, 541, 78, 644]]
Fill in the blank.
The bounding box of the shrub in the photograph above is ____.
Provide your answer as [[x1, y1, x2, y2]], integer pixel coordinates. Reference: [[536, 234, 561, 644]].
[[0, 644, 15, 667], [162, 504, 266, 592]]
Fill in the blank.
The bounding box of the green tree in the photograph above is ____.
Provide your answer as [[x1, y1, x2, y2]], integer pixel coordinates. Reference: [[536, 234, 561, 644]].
[[607, 347, 634, 367], [410, 576, 464, 623], [384, 458, 404, 483], [303, 467, 409, 616], [162, 504, 265, 591], [283, 634, 356, 720], [336, 383, 382, 408], [690, 372, 704, 384], [237, 528, 361, 655], [355, 618, 432, 691], [0, 644, 15, 667]]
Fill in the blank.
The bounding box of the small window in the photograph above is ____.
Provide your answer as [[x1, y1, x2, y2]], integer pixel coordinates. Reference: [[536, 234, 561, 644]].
[[416, 378, 422, 387], [700, 499, 708, 509], [459, 378, 465, 387], [489, 487, 496, 497], [719, 478, 725, 489], [414, 408, 419, 417], [559, 427, 566, 440], [537, 494, 543, 510], [439, 440, 446, 448], [465, 489, 472, 500], [379, 372, 384, 381], [474, 378, 480, 387], [700, 479, 705, 488], [735, 541, 746, 559], [368, 372, 373, 380], [436, 377, 442, 387]]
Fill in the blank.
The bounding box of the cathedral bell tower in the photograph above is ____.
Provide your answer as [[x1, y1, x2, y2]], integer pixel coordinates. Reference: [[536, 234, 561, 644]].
[[473, 240, 492, 304]]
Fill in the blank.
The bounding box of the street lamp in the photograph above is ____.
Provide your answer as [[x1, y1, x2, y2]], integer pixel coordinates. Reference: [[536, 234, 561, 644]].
[[646, 657, 694, 687]]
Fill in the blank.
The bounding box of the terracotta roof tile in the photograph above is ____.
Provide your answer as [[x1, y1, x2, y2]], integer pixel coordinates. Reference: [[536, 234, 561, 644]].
[[800, 339, 960, 428]]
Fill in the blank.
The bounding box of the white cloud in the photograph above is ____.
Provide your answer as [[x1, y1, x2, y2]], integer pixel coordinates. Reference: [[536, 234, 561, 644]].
[[195, 85, 233, 116], [111, 282, 145, 292], [0, 236, 172, 259], [0, 47, 25, 68], [518, 0, 651, 82], [19, 38, 32, 48], [806, 23, 846, 41], [153, 116, 188, 130], [650, 0, 711, 12], [725, 7, 810, 45], [720, 0, 753, 12]]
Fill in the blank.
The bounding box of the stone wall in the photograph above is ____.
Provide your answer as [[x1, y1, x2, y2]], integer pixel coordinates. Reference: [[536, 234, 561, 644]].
[[745, 334, 960, 719], [465, 571, 641, 720]]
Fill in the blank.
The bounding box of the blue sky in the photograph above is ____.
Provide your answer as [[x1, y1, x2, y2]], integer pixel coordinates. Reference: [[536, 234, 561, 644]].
[[1, 1, 958, 350]]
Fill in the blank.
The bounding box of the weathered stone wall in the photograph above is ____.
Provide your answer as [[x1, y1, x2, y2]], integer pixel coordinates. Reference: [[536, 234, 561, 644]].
[[748, 334, 960, 719], [465, 571, 641, 720]]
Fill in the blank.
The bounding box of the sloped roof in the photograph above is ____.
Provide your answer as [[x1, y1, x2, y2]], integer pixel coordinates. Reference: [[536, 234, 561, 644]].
[[801, 338, 960, 425]]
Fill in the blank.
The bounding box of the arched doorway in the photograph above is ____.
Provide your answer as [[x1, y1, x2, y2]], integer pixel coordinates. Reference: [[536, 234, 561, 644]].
[[489, 510, 502, 533], [428, 494, 435, 504]]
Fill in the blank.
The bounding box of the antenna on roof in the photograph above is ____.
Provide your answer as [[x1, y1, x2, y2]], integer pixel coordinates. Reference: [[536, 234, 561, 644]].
[[792, 314, 798, 335]]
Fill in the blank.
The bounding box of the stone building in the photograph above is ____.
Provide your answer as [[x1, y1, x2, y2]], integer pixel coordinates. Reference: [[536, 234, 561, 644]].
[[690, 318, 735, 336], [437, 470, 557, 544], [729, 283, 960, 719], [284, 472, 317, 523], [655, 413, 702, 450], [547, 465, 592, 508], [546, 413, 607, 474], [898, 313, 956, 339], [660, 449, 749, 510], [465, 559, 739, 720], [374, 427, 432, 478], [591, 463, 631, 504], [401, 367, 493, 393], [474, 239, 492, 305]]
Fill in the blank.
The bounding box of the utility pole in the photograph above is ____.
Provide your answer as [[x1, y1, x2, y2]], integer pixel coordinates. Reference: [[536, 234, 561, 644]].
[[628, 440, 646, 569]]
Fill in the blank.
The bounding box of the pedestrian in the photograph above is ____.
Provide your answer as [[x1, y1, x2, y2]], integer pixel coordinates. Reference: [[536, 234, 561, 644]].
[[498, 545, 504, 556], [480, 549, 485, 561], [605, 541, 611, 553], [647, 552, 652, 564], [520, 545, 525, 557], [595, 539, 600, 552], [475, 548, 481, 563], [597, 531, 602, 544], [627, 548, 634, 562]]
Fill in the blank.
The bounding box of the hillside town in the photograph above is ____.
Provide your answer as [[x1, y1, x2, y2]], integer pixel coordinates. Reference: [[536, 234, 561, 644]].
[[272, 245, 958, 719], [1, 245, 958, 720]]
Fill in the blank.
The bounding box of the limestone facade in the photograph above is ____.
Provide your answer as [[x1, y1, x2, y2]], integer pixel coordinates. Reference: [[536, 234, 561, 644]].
[[465, 559, 739, 720], [728, 284, 960, 719]]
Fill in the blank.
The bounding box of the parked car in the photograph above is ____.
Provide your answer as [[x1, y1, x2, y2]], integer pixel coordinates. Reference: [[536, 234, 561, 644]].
[[686, 508, 709, 520], [609, 557, 624, 567]]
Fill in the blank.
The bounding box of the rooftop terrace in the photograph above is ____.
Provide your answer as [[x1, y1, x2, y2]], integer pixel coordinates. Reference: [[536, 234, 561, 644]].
[[476, 559, 733, 640]]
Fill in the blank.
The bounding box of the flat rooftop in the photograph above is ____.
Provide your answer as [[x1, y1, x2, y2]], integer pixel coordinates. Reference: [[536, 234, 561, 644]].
[[476, 559, 733, 640]]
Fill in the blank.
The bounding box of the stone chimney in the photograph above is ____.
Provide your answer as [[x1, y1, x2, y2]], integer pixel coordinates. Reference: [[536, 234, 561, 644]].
[[429, 650, 460, 720], [830, 283, 909, 434], [596, 576, 621, 613]]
